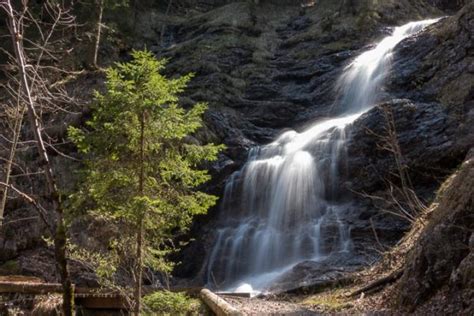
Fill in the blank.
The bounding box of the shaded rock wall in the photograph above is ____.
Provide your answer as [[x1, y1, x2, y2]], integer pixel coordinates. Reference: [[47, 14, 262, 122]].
[[164, 1, 468, 280], [340, 3, 473, 280], [345, 99, 468, 249], [396, 148, 473, 313], [428, 0, 469, 12]]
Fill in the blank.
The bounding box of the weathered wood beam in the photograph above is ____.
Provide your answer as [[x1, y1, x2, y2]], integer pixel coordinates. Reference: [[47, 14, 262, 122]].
[[200, 288, 242, 316], [0, 281, 65, 294]]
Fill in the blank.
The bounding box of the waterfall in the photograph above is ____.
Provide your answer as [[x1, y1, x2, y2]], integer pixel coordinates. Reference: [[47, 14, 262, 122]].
[[206, 18, 439, 293]]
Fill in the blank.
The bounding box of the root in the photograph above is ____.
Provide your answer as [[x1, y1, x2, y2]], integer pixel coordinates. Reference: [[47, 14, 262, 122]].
[[348, 269, 403, 297]]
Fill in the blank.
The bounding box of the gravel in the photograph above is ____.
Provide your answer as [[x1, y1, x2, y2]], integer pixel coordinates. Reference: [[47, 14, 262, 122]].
[[223, 296, 318, 315]]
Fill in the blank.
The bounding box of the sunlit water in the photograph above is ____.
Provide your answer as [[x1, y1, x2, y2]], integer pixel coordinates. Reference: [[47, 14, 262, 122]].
[[205, 19, 439, 294]]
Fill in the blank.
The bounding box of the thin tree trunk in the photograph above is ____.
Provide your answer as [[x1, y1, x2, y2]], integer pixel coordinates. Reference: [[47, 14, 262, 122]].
[[160, 0, 173, 47], [0, 94, 24, 227], [134, 219, 144, 315], [132, 0, 138, 32], [3, 2, 74, 315], [134, 110, 146, 315], [93, 0, 104, 68]]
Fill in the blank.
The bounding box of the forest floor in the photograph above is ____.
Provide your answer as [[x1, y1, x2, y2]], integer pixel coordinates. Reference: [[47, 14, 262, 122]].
[[221, 284, 459, 315], [223, 295, 315, 315], [221, 286, 395, 315]]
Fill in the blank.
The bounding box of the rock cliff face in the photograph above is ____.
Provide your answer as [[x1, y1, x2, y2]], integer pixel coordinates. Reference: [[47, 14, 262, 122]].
[[159, 0, 473, 281], [395, 148, 473, 314], [0, 0, 472, 300], [345, 0, 473, 257], [390, 5, 473, 312]]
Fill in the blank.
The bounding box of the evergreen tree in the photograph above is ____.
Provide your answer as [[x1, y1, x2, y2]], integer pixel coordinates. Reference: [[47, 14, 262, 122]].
[[69, 50, 223, 314]]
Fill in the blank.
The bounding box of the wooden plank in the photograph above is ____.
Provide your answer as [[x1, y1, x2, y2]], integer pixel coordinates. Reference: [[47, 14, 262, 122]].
[[0, 281, 205, 310], [0, 281, 64, 294], [0, 281, 201, 295], [0, 275, 43, 283]]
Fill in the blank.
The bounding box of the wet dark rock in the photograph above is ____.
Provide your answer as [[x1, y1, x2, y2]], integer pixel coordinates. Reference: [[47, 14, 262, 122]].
[[169, 1, 472, 283], [389, 4, 474, 108], [427, 0, 470, 13], [346, 99, 467, 195], [0, 204, 44, 263], [267, 254, 363, 293], [344, 97, 472, 255]]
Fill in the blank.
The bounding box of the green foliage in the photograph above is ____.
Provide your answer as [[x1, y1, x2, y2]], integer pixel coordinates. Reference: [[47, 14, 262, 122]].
[[0, 260, 20, 274], [143, 291, 201, 315], [69, 49, 223, 278], [103, 0, 129, 10]]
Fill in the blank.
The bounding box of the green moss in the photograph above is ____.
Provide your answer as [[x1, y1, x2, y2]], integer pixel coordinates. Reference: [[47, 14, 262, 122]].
[[323, 41, 354, 51], [356, 10, 381, 32], [194, 3, 253, 30], [301, 289, 353, 312], [0, 260, 20, 274]]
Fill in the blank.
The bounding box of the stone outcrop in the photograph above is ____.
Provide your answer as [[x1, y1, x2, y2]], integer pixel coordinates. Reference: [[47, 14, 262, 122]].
[[342, 2, 473, 278], [345, 99, 468, 249], [166, 0, 472, 281], [396, 148, 473, 313]]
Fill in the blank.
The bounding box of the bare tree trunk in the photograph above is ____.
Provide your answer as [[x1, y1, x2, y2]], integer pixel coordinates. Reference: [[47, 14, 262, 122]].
[[93, 0, 104, 68], [134, 219, 144, 315], [134, 110, 146, 315], [0, 94, 24, 227], [2, 2, 74, 315]]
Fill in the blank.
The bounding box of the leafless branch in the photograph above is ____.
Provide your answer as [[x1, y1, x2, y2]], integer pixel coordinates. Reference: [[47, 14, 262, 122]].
[[0, 181, 53, 234]]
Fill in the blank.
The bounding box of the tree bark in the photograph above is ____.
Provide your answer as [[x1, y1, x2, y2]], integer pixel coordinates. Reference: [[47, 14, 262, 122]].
[[2, 2, 74, 315], [93, 0, 104, 68], [134, 110, 146, 315], [134, 219, 144, 315], [0, 96, 24, 227]]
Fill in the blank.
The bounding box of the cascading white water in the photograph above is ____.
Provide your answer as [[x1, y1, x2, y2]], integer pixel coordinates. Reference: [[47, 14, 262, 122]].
[[206, 19, 439, 293]]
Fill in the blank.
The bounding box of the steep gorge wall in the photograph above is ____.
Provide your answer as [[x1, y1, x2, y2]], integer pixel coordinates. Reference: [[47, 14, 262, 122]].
[[164, 1, 473, 280]]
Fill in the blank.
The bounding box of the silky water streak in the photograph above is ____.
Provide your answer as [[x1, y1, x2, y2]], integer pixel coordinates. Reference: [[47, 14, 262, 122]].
[[205, 18, 439, 293]]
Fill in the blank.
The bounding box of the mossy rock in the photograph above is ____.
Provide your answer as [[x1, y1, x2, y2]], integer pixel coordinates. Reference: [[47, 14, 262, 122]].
[[0, 260, 21, 275]]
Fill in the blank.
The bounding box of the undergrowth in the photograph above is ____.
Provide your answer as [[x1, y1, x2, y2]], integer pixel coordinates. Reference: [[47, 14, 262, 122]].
[[143, 291, 208, 315]]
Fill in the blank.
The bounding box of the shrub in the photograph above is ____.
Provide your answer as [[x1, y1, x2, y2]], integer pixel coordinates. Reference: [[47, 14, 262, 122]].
[[143, 291, 200, 315]]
